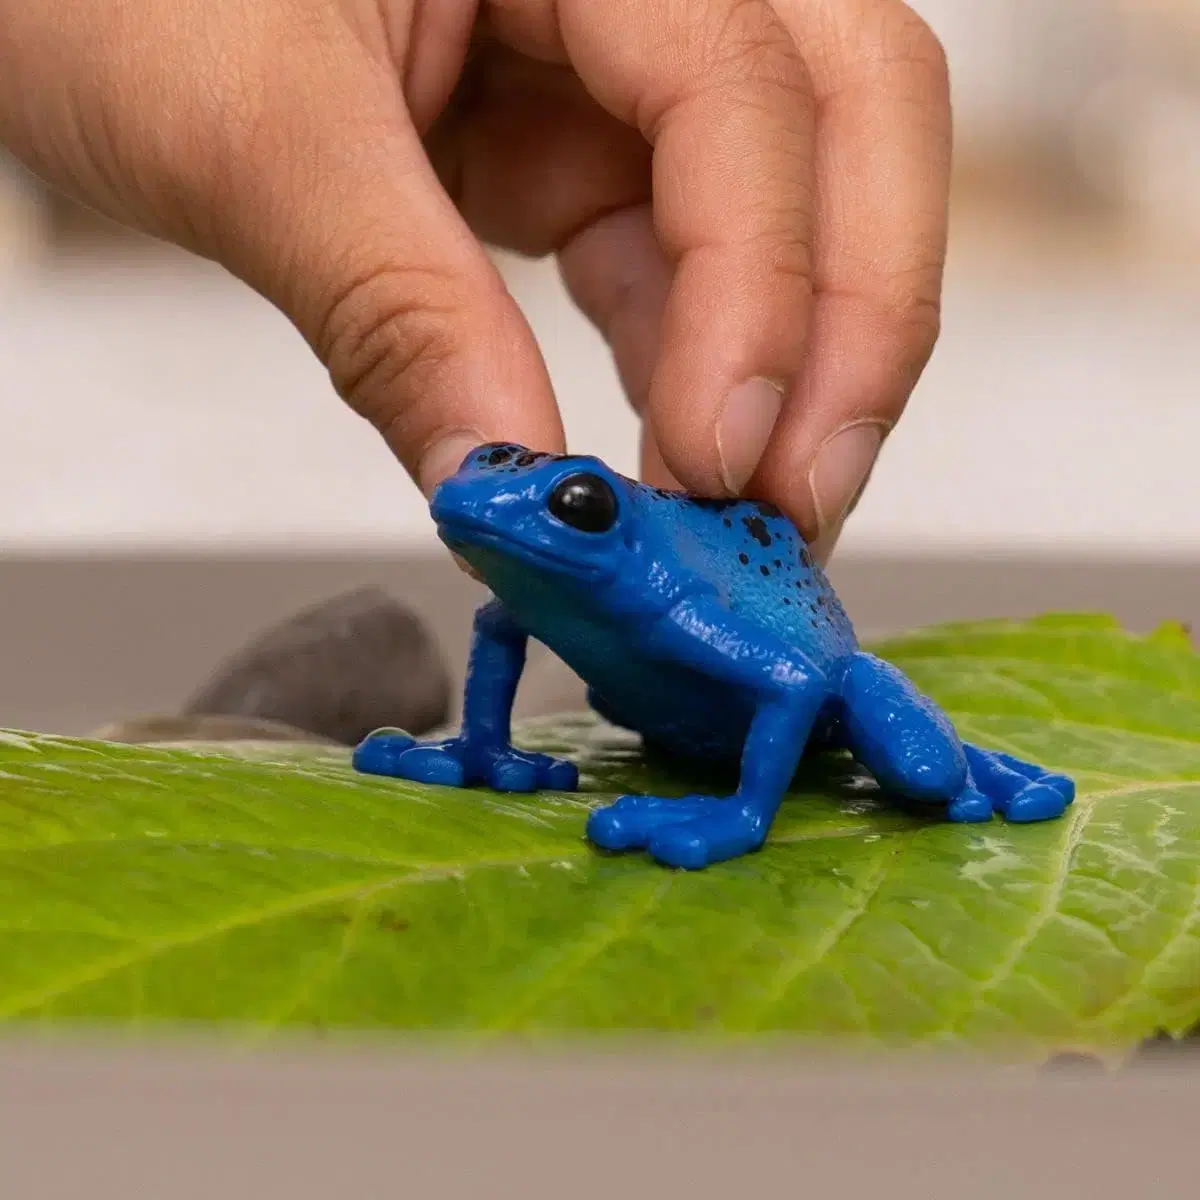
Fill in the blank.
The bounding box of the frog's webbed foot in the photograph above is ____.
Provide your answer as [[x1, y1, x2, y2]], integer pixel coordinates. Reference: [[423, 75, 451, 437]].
[[962, 744, 1074, 823], [587, 794, 768, 870], [839, 652, 1073, 825], [353, 730, 579, 793]]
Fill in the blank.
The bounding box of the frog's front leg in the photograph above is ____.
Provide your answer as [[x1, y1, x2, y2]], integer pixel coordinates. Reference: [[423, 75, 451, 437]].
[[587, 597, 829, 870], [838, 653, 1074, 823], [353, 599, 579, 793]]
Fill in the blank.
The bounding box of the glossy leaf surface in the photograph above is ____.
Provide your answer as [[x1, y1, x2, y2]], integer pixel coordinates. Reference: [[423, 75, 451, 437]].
[[0, 615, 1196, 1050]]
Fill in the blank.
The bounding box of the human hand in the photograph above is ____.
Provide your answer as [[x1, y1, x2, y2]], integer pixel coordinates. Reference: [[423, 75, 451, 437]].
[[0, 0, 950, 561]]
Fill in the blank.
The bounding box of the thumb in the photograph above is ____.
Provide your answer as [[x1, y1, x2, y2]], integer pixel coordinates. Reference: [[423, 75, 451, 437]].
[[217, 72, 564, 494]]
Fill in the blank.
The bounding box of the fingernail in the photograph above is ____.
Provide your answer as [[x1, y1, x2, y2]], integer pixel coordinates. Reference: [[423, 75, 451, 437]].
[[417, 429, 486, 496], [808, 420, 886, 538], [717, 377, 787, 494]]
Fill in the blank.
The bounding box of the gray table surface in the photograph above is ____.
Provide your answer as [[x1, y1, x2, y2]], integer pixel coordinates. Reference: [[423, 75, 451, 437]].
[[3, 1039, 1198, 1199], [2, 551, 1195, 735]]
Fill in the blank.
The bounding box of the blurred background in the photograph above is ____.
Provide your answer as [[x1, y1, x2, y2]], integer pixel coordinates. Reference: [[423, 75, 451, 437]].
[[1, 0, 1198, 735]]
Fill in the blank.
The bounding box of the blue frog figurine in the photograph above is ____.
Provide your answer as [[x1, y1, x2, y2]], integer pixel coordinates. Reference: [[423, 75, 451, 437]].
[[354, 444, 1074, 870]]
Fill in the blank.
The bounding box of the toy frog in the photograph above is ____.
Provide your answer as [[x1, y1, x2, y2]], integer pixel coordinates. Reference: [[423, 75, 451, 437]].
[[354, 443, 1075, 870]]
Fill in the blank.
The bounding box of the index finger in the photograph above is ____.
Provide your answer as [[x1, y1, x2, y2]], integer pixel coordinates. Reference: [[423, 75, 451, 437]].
[[555, 0, 818, 498]]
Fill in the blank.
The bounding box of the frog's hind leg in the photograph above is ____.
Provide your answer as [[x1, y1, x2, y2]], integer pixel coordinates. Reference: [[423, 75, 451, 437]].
[[838, 652, 1071, 825]]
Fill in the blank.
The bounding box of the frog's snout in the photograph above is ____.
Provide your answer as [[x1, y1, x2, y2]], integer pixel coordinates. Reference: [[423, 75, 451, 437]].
[[429, 470, 530, 540], [429, 475, 481, 533]]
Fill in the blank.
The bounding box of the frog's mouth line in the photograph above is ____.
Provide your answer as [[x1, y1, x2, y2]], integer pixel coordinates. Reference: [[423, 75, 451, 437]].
[[435, 517, 611, 581]]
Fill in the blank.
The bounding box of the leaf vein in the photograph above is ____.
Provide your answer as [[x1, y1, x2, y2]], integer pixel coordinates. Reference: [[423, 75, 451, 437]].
[[738, 845, 898, 1030], [1086, 855, 1200, 1032], [950, 799, 1096, 1027], [484, 875, 676, 1031], [0, 854, 588, 1018]]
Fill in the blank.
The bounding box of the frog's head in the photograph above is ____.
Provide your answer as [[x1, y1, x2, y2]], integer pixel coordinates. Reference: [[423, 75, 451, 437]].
[[430, 443, 633, 588]]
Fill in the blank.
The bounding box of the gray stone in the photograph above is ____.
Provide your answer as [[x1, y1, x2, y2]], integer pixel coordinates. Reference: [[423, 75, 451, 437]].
[[183, 587, 450, 746]]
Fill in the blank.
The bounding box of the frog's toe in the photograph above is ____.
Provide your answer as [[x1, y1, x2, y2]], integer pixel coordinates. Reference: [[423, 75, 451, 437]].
[[389, 743, 469, 788], [586, 795, 706, 852], [947, 788, 994, 824], [1005, 784, 1072, 823], [1017, 768, 1076, 810], [527, 753, 580, 792], [587, 805, 641, 851], [482, 749, 578, 793], [352, 730, 418, 777], [989, 749, 1075, 798], [647, 806, 768, 870], [963, 744, 1075, 824], [487, 753, 538, 793], [1047, 772, 1076, 806], [647, 827, 710, 871]]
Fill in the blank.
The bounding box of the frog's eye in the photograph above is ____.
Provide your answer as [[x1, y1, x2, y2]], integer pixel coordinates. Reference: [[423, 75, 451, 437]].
[[547, 473, 618, 534]]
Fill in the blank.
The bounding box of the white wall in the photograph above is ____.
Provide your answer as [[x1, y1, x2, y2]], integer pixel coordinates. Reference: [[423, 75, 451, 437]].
[[2, 243, 1197, 558], [2, 0, 1197, 560]]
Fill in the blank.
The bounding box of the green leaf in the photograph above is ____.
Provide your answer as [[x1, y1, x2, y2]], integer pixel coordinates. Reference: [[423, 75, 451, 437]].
[[0, 613, 1197, 1052]]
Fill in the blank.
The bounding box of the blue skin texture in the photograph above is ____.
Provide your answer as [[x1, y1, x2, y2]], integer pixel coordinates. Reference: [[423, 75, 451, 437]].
[[354, 443, 1075, 870]]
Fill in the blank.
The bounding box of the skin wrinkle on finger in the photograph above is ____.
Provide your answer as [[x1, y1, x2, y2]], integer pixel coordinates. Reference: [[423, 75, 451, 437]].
[[317, 265, 465, 413], [310, 240, 564, 476], [650, 99, 816, 268], [778, 0, 895, 78], [808, 104, 949, 305], [638, 65, 815, 266]]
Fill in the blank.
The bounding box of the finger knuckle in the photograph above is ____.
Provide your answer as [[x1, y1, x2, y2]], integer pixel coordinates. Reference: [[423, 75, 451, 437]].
[[847, 261, 944, 374], [902, 297, 942, 368], [638, 0, 811, 137], [889, 272, 943, 366], [712, 0, 809, 89], [875, 3, 950, 88], [749, 220, 815, 287], [316, 266, 461, 424]]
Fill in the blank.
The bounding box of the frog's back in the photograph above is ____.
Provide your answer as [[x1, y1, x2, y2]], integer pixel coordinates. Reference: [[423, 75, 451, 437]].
[[632, 487, 858, 669]]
